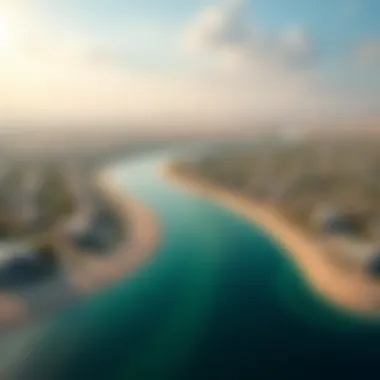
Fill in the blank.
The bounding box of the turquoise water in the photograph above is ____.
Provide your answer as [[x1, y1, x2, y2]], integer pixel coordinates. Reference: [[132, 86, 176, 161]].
[[13, 155, 380, 380]]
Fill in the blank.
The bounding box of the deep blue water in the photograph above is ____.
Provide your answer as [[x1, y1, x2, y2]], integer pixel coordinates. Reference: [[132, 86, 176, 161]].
[[10, 155, 380, 380]]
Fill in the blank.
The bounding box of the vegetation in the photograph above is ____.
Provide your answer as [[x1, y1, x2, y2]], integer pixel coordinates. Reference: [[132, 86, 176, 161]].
[[0, 161, 126, 289], [174, 135, 380, 275], [36, 166, 77, 229]]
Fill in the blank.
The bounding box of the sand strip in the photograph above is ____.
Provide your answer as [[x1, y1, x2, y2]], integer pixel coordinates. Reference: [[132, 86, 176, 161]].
[[0, 171, 160, 331], [58, 171, 160, 295], [164, 164, 380, 318]]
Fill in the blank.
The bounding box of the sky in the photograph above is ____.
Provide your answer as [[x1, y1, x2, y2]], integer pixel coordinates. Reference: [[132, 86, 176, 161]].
[[0, 0, 379, 131]]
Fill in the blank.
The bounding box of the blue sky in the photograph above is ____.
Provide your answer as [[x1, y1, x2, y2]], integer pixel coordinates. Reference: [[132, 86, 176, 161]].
[[39, 0, 380, 57], [0, 0, 379, 127]]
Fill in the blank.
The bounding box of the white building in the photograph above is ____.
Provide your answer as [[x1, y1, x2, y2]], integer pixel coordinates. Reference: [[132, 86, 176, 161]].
[[0, 241, 35, 266]]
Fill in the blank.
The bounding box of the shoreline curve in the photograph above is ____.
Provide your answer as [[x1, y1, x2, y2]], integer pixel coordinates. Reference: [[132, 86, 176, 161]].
[[163, 163, 380, 319], [0, 170, 160, 331], [66, 172, 160, 295]]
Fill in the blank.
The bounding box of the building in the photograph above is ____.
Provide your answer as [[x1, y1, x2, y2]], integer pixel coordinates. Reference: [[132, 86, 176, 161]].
[[64, 206, 120, 255], [310, 203, 360, 236], [324, 215, 359, 235], [0, 242, 34, 265], [0, 241, 58, 289], [367, 254, 380, 278]]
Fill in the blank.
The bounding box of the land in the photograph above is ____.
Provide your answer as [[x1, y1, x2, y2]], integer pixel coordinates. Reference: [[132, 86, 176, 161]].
[[166, 133, 380, 316], [0, 162, 159, 330], [58, 172, 159, 296]]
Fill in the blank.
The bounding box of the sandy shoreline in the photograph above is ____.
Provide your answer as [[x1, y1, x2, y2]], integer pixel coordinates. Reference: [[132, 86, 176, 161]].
[[164, 164, 380, 318], [0, 171, 160, 331], [65, 172, 160, 295]]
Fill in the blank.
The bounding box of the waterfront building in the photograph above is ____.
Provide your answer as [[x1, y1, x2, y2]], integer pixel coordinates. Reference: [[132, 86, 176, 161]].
[[0, 241, 57, 288], [311, 203, 360, 236]]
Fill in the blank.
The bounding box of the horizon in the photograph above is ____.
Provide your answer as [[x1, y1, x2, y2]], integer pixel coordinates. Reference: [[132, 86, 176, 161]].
[[0, 0, 379, 134]]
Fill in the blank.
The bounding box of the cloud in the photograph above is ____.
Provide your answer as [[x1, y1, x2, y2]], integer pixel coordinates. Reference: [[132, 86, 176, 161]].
[[354, 39, 380, 68], [0, 0, 326, 127], [0, 0, 375, 129], [176, 0, 337, 122], [184, 0, 316, 70], [184, 0, 249, 52], [279, 26, 316, 68]]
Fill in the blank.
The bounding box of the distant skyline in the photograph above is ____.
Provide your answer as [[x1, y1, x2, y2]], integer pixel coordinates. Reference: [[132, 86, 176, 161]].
[[0, 0, 379, 130]]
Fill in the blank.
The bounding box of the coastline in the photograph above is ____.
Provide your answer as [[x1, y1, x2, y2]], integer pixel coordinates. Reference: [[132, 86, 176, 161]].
[[57, 171, 160, 296], [163, 163, 380, 317], [0, 170, 160, 331]]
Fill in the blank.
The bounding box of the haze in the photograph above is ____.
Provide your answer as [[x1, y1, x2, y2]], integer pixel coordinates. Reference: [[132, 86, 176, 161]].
[[0, 0, 379, 142]]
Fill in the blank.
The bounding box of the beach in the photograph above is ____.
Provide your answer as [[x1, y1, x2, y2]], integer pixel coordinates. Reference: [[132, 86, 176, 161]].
[[164, 164, 380, 317], [0, 170, 160, 331], [57, 171, 160, 295]]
